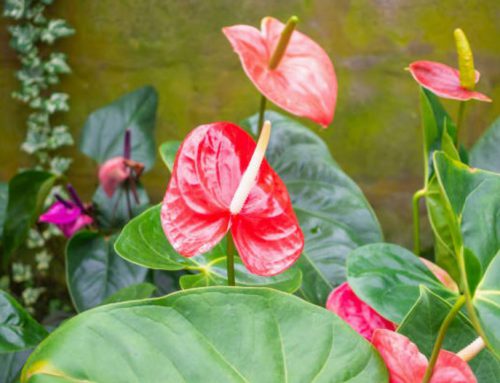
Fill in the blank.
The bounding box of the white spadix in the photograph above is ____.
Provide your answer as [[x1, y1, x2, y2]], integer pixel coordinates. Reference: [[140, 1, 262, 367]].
[[229, 120, 272, 215]]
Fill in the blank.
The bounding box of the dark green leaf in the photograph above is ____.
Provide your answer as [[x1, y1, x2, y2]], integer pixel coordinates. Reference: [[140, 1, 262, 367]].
[[101, 282, 156, 305], [0, 182, 8, 243], [22, 287, 388, 382], [80, 86, 158, 170], [2, 171, 56, 262], [470, 117, 500, 172], [159, 141, 180, 172], [66, 231, 149, 312], [115, 205, 303, 293], [398, 287, 500, 382], [347, 243, 456, 323], [242, 111, 383, 305], [0, 290, 48, 353], [0, 349, 31, 383]]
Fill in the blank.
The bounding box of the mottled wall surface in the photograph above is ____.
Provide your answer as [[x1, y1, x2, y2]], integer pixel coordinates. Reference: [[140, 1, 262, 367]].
[[1, 0, 499, 247]]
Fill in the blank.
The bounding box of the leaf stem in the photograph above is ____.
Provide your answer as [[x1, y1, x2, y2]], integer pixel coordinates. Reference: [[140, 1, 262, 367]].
[[456, 101, 466, 147], [226, 232, 236, 286], [268, 16, 298, 70], [412, 188, 427, 255], [457, 337, 485, 362], [422, 295, 466, 383], [125, 182, 133, 220], [257, 95, 267, 135]]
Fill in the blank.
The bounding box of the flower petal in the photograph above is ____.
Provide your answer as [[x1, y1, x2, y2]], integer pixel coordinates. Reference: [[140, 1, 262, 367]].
[[408, 61, 491, 102], [223, 17, 337, 127], [39, 202, 81, 225], [430, 350, 477, 383], [420, 258, 458, 292], [326, 282, 396, 340], [98, 157, 130, 197], [372, 329, 428, 383], [59, 214, 93, 238]]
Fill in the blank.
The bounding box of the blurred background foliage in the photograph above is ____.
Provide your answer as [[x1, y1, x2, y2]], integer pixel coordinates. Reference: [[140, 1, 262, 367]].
[[1, 0, 499, 249]]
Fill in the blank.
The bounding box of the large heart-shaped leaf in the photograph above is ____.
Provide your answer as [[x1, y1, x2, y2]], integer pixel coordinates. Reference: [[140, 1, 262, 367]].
[[241, 111, 383, 305], [22, 287, 388, 382], [66, 231, 149, 312], [0, 182, 8, 243], [80, 86, 158, 170], [2, 171, 56, 263], [0, 290, 48, 353], [470, 117, 500, 172], [398, 287, 500, 382], [101, 282, 156, 305], [347, 243, 456, 323], [115, 205, 302, 293]]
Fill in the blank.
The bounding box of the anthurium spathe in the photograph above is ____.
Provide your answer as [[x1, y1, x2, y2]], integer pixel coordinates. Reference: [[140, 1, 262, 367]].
[[372, 330, 477, 383], [161, 120, 304, 276], [223, 17, 337, 127]]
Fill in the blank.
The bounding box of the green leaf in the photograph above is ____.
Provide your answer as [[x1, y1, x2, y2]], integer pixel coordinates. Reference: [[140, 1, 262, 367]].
[[22, 287, 388, 382], [115, 205, 302, 293], [347, 243, 456, 323], [242, 111, 383, 305], [0, 182, 8, 243], [101, 282, 156, 305], [2, 170, 56, 262], [470, 117, 500, 172], [159, 141, 180, 172], [398, 287, 500, 382], [66, 231, 149, 312], [0, 290, 48, 353], [0, 349, 31, 383], [92, 183, 150, 231], [474, 252, 500, 357], [80, 86, 158, 170]]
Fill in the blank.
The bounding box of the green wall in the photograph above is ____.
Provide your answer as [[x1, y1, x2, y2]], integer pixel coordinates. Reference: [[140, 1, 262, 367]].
[[1, 0, 499, 247]]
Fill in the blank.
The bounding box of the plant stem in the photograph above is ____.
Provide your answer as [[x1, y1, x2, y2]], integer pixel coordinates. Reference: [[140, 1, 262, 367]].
[[268, 16, 298, 70], [422, 295, 466, 383], [457, 337, 485, 362], [412, 188, 427, 255], [456, 101, 466, 147], [125, 182, 132, 220], [257, 95, 267, 134], [226, 232, 236, 286]]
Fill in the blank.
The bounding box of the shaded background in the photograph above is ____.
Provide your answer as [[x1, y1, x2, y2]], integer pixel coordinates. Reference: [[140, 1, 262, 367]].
[[1, 0, 499, 248]]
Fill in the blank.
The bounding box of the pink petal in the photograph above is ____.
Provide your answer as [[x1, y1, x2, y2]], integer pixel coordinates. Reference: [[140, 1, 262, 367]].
[[326, 282, 396, 340], [98, 157, 130, 197], [59, 214, 93, 238], [420, 258, 458, 292], [430, 350, 477, 383], [408, 61, 491, 102], [223, 17, 337, 127], [372, 330, 428, 383], [39, 202, 81, 225]]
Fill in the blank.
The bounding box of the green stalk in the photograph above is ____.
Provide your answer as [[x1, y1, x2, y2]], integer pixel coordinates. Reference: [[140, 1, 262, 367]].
[[412, 188, 427, 255], [226, 232, 236, 286], [422, 295, 466, 383], [257, 95, 267, 134], [455, 101, 466, 147], [268, 16, 298, 70]]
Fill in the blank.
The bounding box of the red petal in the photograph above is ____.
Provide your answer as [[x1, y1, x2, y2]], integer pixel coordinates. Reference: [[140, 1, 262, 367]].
[[326, 282, 396, 340], [372, 330, 428, 383], [408, 61, 491, 102], [98, 157, 130, 197], [420, 258, 458, 292], [430, 350, 477, 383], [223, 17, 337, 127]]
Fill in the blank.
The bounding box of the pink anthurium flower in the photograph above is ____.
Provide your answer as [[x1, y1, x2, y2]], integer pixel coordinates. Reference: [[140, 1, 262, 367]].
[[223, 17, 337, 127], [39, 185, 93, 238], [326, 282, 396, 340], [161, 120, 304, 276], [372, 330, 477, 383]]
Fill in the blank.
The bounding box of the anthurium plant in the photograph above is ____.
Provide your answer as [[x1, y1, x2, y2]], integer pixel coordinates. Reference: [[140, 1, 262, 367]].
[[0, 15, 499, 383]]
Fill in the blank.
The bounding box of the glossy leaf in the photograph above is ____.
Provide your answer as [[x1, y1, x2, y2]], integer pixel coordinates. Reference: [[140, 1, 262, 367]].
[[159, 141, 180, 172], [0, 182, 8, 243], [22, 287, 388, 382], [470, 117, 500, 172], [2, 171, 56, 262], [92, 183, 150, 231], [80, 86, 158, 170], [66, 231, 149, 312], [116, 205, 303, 293], [0, 290, 48, 353], [347, 243, 456, 323], [0, 349, 31, 383], [101, 282, 156, 305], [398, 287, 500, 382], [223, 17, 337, 127], [242, 111, 383, 305]]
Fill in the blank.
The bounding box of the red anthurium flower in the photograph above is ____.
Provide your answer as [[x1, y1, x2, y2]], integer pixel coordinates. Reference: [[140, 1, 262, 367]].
[[223, 17, 337, 127], [408, 61, 491, 102], [326, 282, 396, 340], [98, 157, 144, 198], [161, 120, 304, 276], [372, 330, 477, 383], [420, 258, 458, 292]]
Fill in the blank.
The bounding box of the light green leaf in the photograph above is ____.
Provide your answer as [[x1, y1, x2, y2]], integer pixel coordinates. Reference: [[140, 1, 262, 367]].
[[101, 282, 156, 305], [22, 288, 388, 382], [159, 141, 180, 172], [470, 117, 500, 172], [66, 231, 149, 312], [80, 86, 158, 170]]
